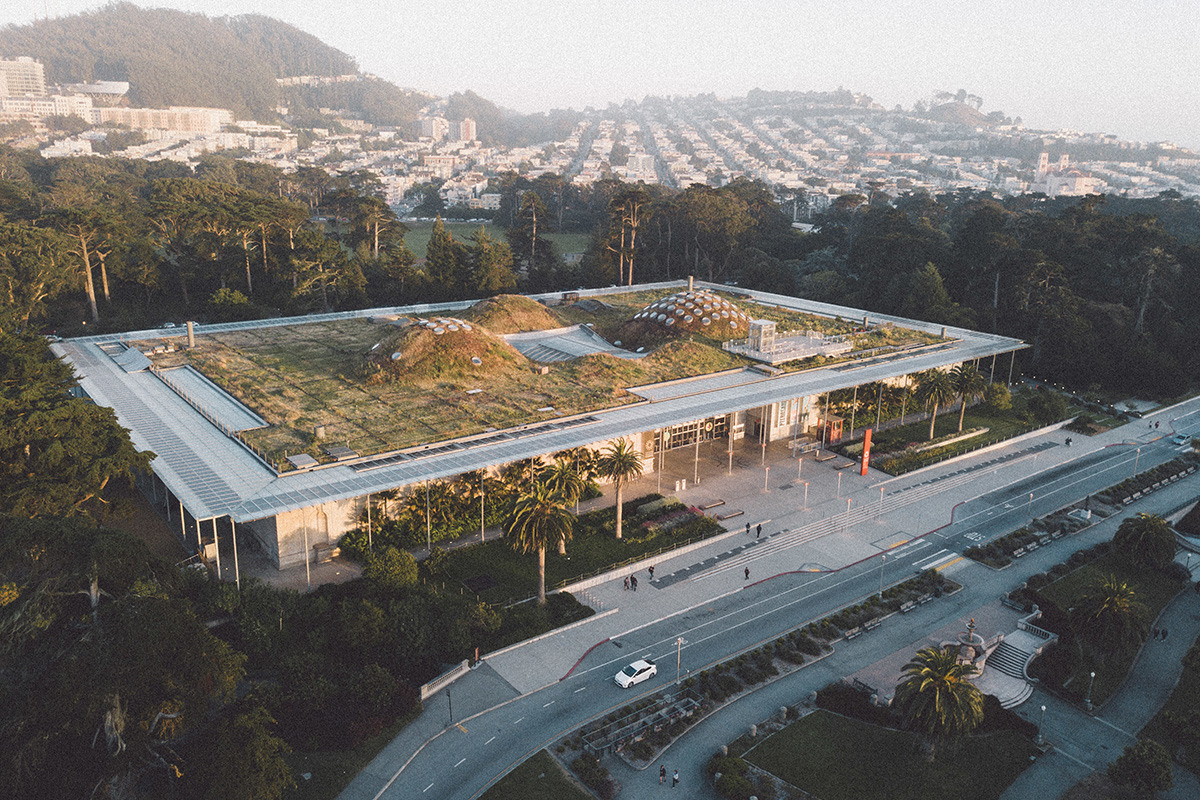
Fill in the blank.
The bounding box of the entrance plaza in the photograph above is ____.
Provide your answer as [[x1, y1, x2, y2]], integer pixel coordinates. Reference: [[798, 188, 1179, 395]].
[[481, 423, 1072, 694], [53, 279, 1025, 579]]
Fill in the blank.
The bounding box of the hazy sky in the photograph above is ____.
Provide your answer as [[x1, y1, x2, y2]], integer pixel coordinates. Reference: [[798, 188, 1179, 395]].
[[6, 0, 1200, 148]]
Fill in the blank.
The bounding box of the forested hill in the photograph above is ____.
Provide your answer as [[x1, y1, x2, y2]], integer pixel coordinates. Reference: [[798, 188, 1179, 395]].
[[0, 2, 357, 117]]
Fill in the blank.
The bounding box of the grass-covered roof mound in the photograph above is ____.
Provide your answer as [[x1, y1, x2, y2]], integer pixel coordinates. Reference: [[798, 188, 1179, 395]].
[[465, 294, 564, 334], [365, 318, 528, 385]]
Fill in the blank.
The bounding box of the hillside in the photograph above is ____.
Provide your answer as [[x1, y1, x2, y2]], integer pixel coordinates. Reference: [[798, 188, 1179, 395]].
[[924, 102, 988, 126], [0, 2, 356, 118]]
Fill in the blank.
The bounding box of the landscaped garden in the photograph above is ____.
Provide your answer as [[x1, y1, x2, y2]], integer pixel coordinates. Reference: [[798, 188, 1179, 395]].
[[833, 382, 1076, 476], [736, 709, 1038, 800], [1013, 513, 1192, 708], [426, 494, 724, 605], [146, 289, 944, 467]]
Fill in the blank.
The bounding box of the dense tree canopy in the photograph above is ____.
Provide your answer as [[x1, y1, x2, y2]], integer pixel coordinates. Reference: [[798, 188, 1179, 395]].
[[0, 331, 152, 518]]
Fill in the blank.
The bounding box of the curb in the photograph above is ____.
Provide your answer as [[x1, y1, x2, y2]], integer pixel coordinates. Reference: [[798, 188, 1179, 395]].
[[483, 608, 620, 661]]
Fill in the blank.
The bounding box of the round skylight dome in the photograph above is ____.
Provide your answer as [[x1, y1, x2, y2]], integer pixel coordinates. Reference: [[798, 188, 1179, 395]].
[[633, 289, 750, 334]]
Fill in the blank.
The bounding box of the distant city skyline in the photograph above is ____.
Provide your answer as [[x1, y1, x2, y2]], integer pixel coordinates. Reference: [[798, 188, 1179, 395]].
[[4, 0, 1199, 149]]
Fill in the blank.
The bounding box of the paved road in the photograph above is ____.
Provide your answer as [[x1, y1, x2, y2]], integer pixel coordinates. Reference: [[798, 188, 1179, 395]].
[[337, 399, 1200, 800]]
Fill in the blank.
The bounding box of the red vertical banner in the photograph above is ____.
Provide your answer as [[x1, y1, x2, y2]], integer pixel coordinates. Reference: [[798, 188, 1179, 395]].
[[861, 428, 872, 476]]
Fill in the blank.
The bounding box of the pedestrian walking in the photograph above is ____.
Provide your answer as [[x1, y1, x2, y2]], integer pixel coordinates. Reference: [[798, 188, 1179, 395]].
[[660, 765, 666, 784], [672, 770, 679, 788], [1153, 627, 1160, 639], [1155, 421, 1160, 429], [745, 522, 751, 535], [1162, 627, 1169, 640], [632, 575, 638, 591], [756, 524, 762, 539], [744, 566, 750, 580], [649, 565, 655, 580], [624, 576, 630, 591]]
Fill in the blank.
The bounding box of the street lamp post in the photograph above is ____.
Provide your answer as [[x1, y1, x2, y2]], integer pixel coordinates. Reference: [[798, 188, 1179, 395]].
[[798, 456, 803, 478], [837, 471, 843, 498], [1037, 704, 1046, 745], [1026, 492, 1034, 526], [802, 481, 809, 511], [763, 466, 770, 492], [1134, 447, 1141, 476], [1085, 671, 1095, 712], [675, 636, 686, 685], [878, 485, 885, 518], [878, 554, 886, 598]]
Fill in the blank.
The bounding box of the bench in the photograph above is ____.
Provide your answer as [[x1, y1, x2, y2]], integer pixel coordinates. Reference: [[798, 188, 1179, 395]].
[[1013, 547, 1027, 558], [815, 451, 838, 463], [716, 510, 744, 521], [844, 626, 864, 640], [916, 593, 934, 606], [900, 600, 917, 613], [701, 500, 726, 510], [864, 618, 883, 631]]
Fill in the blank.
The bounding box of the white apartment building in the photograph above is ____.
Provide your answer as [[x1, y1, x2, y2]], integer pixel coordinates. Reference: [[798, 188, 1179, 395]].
[[0, 57, 46, 96]]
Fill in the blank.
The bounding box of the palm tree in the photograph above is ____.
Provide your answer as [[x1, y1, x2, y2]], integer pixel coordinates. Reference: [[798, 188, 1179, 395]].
[[1072, 574, 1149, 654], [914, 369, 956, 440], [596, 439, 644, 540], [892, 646, 984, 760], [504, 482, 573, 606], [951, 364, 987, 432], [541, 459, 584, 554], [1113, 512, 1176, 568]]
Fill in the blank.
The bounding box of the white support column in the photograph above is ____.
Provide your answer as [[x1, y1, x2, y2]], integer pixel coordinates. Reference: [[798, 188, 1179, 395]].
[[212, 517, 221, 580], [231, 519, 240, 590]]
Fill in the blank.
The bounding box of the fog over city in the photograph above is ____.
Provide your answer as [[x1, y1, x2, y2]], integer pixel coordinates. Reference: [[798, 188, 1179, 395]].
[[5, 0, 1199, 148]]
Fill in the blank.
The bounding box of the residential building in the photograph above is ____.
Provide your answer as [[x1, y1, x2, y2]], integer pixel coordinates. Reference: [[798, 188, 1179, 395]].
[[0, 56, 46, 96], [96, 106, 233, 134]]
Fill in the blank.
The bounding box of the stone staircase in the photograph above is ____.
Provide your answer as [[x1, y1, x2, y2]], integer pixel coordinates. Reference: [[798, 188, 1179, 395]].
[[988, 640, 1034, 680], [980, 629, 1051, 708]]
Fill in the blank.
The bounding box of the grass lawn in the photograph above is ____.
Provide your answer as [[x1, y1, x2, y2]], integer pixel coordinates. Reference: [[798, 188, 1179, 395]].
[[403, 220, 499, 259], [282, 708, 420, 800], [402, 222, 589, 261], [745, 710, 1037, 800], [438, 503, 725, 604], [479, 750, 592, 800], [1037, 552, 1182, 706], [545, 231, 591, 255]]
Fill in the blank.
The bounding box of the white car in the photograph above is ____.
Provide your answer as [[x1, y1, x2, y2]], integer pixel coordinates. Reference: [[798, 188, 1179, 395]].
[[615, 658, 657, 688], [1173, 433, 1192, 446]]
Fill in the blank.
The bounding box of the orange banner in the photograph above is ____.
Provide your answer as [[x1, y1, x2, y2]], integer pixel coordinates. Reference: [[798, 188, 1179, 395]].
[[861, 428, 872, 476]]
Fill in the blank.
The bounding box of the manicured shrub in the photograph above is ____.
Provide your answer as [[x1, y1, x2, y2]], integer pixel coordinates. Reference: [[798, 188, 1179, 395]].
[[715, 773, 755, 800]]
